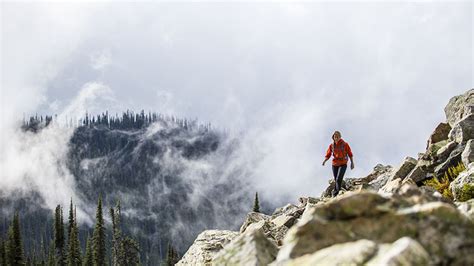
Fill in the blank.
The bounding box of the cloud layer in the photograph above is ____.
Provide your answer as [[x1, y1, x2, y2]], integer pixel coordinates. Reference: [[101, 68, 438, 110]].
[[1, 2, 472, 212]]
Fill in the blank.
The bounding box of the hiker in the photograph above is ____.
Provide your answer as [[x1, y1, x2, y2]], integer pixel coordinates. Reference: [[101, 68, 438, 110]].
[[322, 131, 354, 197]]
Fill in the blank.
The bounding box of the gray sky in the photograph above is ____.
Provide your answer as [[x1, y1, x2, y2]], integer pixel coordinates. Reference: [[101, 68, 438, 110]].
[[1, 2, 473, 208]]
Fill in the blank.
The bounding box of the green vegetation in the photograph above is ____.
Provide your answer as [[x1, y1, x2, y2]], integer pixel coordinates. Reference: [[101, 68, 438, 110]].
[[253, 192, 260, 213], [423, 162, 466, 200], [458, 183, 474, 202], [92, 196, 106, 266], [1, 197, 142, 266], [6, 212, 25, 265]]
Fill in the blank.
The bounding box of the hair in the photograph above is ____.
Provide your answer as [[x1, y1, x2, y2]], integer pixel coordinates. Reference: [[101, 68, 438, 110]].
[[332, 131, 342, 142]]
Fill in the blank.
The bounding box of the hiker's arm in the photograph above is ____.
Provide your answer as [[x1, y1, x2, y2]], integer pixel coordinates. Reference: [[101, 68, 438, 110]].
[[347, 144, 355, 169], [322, 145, 331, 166]]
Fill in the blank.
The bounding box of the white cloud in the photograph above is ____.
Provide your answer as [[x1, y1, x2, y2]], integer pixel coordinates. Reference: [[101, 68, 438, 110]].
[[1, 2, 472, 217]]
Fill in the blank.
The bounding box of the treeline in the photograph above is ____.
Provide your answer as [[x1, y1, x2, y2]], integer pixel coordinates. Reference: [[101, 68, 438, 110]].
[[21, 110, 213, 133], [0, 197, 145, 266]]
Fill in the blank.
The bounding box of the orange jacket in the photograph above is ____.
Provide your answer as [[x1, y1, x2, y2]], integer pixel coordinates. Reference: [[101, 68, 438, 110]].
[[325, 139, 353, 166]]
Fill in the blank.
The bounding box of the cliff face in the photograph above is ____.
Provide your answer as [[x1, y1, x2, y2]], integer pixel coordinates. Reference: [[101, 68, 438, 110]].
[[178, 88, 474, 266]]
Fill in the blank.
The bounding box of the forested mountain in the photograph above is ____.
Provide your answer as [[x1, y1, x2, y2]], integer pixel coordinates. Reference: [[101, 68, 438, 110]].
[[1, 110, 268, 265]]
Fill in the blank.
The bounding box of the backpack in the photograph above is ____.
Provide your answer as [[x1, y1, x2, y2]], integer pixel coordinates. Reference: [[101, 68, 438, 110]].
[[331, 140, 348, 160]]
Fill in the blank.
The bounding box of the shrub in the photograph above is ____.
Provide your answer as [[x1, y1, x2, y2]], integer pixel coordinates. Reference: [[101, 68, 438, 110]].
[[458, 183, 474, 202], [423, 162, 466, 200]]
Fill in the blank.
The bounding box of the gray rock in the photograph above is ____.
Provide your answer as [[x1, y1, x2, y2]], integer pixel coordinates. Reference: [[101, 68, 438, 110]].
[[378, 178, 403, 196], [434, 144, 465, 179], [297, 197, 320, 208], [426, 123, 451, 148], [274, 239, 377, 266], [391, 156, 417, 180], [462, 139, 474, 167], [272, 204, 299, 218], [450, 163, 474, 202], [321, 164, 394, 196], [271, 215, 296, 229], [455, 198, 474, 220], [405, 164, 429, 183], [240, 212, 271, 233], [275, 237, 429, 266], [176, 230, 239, 266], [436, 141, 457, 162], [448, 113, 474, 144], [276, 191, 474, 265], [367, 237, 430, 266], [444, 88, 474, 127], [212, 228, 278, 266], [244, 219, 289, 247]]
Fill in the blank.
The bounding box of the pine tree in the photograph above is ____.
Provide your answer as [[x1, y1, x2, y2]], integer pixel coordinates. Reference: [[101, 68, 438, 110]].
[[0, 237, 6, 266], [54, 205, 66, 266], [68, 199, 74, 241], [121, 237, 140, 266], [67, 205, 82, 266], [47, 242, 55, 266], [6, 212, 25, 265], [92, 196, 106, 266], [83, 235, 93, 266], [253, 192, 260, 213], [165, 242, 179, 266], [110, 201, 122, 266]]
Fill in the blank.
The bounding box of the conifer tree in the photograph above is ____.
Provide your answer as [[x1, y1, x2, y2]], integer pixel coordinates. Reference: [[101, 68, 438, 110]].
[[0, 237, 6, 266], [110, 201, 122, 266], [67, 205, 82, 266], [68, 199, 74, 241], [165, 242, 179, 266], [54, 205, 66, 266], [83, 235, 93, 266], [92, 196, 106, 266], [121, 237, 140, 266], [47, 242, 55, 266], [253, 192, 260, 213], [6, 212, 25, 265]]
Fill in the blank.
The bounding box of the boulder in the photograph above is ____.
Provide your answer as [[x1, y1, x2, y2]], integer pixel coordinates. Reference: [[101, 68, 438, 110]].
[[434, 144, 465, 179], [273, 239, 377, 266], [240, 212, 271, 233], [391, 156, 417, 181], [244, 219, 289, 247], [436, 141, 457, 162], [450, 163, 474, 202], [455, 198, 474, 220], [321, 164, 394, 195], [405, 164, 429, 183], [393, 182, 448, 206], [378, 178, 402, 196], [212, 228, 278, 266], [448, 113, 474, 144], [271, 215, 296, 229], [462, 139, 474, 167], [426, 123, 451, 148], [276, 191, 474, 265], [366, 237, 430, 266], [272, 203, 299, 218], [297, 197, 320, 208], [427, 140, 448, 160], [274, 237, 429, 266], [176, 230, 239, 265], [444, 88, 474, 127]]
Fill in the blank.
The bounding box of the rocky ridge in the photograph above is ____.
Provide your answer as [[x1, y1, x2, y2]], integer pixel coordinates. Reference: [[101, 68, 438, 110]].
[[177, 89, 474, 266]]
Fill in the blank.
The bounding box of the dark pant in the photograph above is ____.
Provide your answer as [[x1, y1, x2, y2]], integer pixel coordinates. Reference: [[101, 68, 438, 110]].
[[332, 164, 347, 196]]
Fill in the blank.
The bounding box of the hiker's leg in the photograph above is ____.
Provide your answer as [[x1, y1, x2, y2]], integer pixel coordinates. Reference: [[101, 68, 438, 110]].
[[336, 164, 347, 193], [332, 165, 341, 196]]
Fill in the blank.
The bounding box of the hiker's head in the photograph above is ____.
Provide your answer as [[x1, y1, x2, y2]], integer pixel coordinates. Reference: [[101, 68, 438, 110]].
[[332, 131, 341, 142]]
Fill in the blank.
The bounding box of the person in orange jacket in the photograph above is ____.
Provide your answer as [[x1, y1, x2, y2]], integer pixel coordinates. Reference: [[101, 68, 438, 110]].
[[322, 131, 354, 197]]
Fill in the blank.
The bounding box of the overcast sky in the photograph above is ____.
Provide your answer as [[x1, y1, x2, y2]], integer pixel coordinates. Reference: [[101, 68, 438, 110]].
[[1, 1, 473, 205]]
